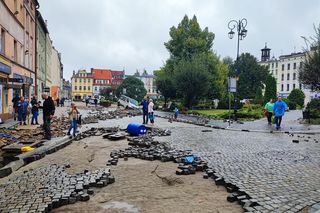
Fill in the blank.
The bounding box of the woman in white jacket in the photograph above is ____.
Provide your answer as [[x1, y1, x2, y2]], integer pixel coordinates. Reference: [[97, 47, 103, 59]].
[[148, 99, 155, 125]]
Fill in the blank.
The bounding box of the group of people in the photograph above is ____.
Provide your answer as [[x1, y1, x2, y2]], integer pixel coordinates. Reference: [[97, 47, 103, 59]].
[[141, 96, 155, 125], [264, 96, 289, 130], [12, 94, 40, 125]]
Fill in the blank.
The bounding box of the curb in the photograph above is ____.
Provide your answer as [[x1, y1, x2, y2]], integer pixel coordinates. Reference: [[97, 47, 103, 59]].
[[0, 136, 73, 178], [157, 115, 320, 135]]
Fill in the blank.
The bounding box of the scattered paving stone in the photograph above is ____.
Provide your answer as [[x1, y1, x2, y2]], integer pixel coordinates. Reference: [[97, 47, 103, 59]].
[[0, 164, 115, 212]]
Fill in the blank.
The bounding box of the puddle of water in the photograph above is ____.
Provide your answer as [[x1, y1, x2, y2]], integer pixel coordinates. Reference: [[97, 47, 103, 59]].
[[101, 201, 139, 213]]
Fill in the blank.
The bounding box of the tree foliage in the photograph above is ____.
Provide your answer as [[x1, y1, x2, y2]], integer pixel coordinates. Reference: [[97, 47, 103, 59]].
[[288, 89, 305, 108], [164, 15, 214, 61], [234, 53, 269, 99], [115, 76, 147, 101], [154, 70, 176, 104], [156, 15, 228, 108], [264, 75, 277, 104], [174, 56, 211, 108], [300, 24, 320, 90], [100, 87, 113, 99]]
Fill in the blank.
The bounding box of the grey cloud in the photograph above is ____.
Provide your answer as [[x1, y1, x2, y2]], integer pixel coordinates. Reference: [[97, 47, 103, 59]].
[[38, 0, 320, 80]]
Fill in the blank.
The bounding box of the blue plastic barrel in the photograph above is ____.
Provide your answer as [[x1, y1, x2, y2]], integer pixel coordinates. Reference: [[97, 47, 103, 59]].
[[127, 123, 147, 136]]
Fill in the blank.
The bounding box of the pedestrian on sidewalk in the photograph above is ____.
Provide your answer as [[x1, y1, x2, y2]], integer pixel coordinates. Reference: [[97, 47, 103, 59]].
[[141, 96, 149, 124], [264, 99, 274, 125], [174, 107, 179, 120], [67, 103, 79, 137], [94, 97, 98, 107], [273, 96, 288, 130], [40, 93, 55, 140], [85, 97, 89, 107], [148, 98, 155, 125], [17, 96, 29, 125], [12, 94, 20, 121], [56, 97, 60, 107], [60, 97, 65, 107], [31, 101, 40, 125]]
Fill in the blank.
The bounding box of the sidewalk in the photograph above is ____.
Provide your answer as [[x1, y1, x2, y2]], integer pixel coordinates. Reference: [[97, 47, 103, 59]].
[[156, 110, 320, 134]]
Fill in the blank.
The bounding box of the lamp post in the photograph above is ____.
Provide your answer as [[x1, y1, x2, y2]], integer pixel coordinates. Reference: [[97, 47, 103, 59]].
[[227, 18, 248, 121]]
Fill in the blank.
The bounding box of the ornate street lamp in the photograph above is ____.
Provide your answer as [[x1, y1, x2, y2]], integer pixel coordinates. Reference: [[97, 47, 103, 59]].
[[227, 18, 248, 121]]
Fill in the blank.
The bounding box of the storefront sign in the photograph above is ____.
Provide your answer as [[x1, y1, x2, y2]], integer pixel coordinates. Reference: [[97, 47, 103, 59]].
[[9, 78, 23, 83], [0, 62, 11, 75]]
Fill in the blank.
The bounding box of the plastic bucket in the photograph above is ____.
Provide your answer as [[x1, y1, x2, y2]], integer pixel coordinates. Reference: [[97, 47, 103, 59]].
[[127, 123, 147, 136]]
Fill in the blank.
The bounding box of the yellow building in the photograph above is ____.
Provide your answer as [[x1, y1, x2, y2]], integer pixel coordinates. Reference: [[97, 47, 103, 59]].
[[71, 70, 93, 101]]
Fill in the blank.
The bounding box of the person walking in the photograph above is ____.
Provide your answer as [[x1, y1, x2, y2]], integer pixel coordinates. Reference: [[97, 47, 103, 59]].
[[273, 96, 288, 130], [12, 94, 20, 121], [141, 96, 149, 124], [31, 101, 40, 125], [60, 97, 65, 107], [41, 93, 55, 140], [85, 97, 89, 107], [67, 103, 79, 137], [264, 99, 274, 125], [17, 96, 29, 125], [56, 97, 60, 107], [174, 107, 179, 120], [94, 97, 98, 107], [148, 98, 155, 125]]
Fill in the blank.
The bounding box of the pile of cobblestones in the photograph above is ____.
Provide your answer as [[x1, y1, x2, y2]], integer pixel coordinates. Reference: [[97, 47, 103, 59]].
[[0, 164, 115, 212], [82, 108, 141, 124]]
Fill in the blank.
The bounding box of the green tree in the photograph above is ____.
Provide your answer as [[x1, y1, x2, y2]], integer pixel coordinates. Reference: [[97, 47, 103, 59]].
[[115, 76, 147, 101], [174, 56, 210, 108], [164, 15, 214, 61], [300, 24, 320, 90], [288, 89, 305, 108], [154, 70, 176, 105], [234, 53, 269, 99], [264, 75, 277, 104], [254, 86, 264, 105], [100, 87, 113, 99]]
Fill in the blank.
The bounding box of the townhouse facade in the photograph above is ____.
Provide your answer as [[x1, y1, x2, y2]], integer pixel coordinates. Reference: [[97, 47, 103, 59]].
[[91, 68, 112, 97], [71, 69, 92, 101]]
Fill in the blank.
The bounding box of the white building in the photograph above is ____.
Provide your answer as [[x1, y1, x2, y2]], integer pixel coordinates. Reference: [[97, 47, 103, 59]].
[[259, 45, 316, 105], [133, 70, 158, 98]]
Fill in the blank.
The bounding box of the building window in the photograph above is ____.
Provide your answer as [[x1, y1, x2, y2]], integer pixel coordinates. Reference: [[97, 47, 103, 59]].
[[271, 63, 274, 68], [293, 63, 296, 69], [95, 87, 97, 91], [20, 45, 24, 65], [14, 40, 18, 61], [281, 84, 284, 91], [293, 84, 296, 89], [281, 74, 284, 81], [299, 84, 302, 89], [299, 62, 303, 68], [276, 62, 278, 68], [287, 84, 289, 91], [282, 64, 284, 71], [75, 78, 77, 82], [88, 79, 90, 83], [84, 86, 86, 91], [75, 86, 77, 90], [293, 73, 296, 80], [79, 86, 82, 90], [88, 86, 90, 91], [287, 63, 290, 70], [287, 73, 290, 80], [0, 29, 4, 54]]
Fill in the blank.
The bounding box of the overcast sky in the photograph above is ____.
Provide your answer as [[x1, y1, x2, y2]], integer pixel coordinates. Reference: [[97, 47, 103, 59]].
[[38, 0, 320, 80]]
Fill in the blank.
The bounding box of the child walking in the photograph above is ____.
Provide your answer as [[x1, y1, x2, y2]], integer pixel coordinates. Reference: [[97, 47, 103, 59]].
[[67, 103, 79, 137]]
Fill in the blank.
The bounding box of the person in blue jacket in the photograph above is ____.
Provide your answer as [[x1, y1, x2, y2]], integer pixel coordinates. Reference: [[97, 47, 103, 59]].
[[273, 96, 289, 130], [17, 96, 29, 125]]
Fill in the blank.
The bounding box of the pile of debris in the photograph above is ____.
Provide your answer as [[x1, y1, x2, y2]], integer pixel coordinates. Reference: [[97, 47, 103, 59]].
[[82, 108, 141, 124], [0, 164, 115, 212], [0, 117, 69, 149]]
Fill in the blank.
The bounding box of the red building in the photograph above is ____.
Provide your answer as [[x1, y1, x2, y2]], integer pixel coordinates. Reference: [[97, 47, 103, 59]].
[[91, 68, 112, 97], [111, 70, 125, 89]]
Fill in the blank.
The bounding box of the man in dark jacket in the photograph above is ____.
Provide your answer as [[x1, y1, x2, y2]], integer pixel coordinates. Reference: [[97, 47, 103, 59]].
[[12, 94, 20, 121], [41, 93, 55, 140], [141, 96, 149, 124]]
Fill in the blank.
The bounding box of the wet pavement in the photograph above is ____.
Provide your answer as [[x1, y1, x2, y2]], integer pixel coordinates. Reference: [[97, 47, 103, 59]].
[[156, 110, 320, 132]]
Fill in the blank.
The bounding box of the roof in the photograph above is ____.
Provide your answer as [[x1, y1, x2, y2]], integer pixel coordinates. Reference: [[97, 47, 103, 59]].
[[92, 69, 112, 80], [111, 70, 125, 76], [279, 52, 305, 59]]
